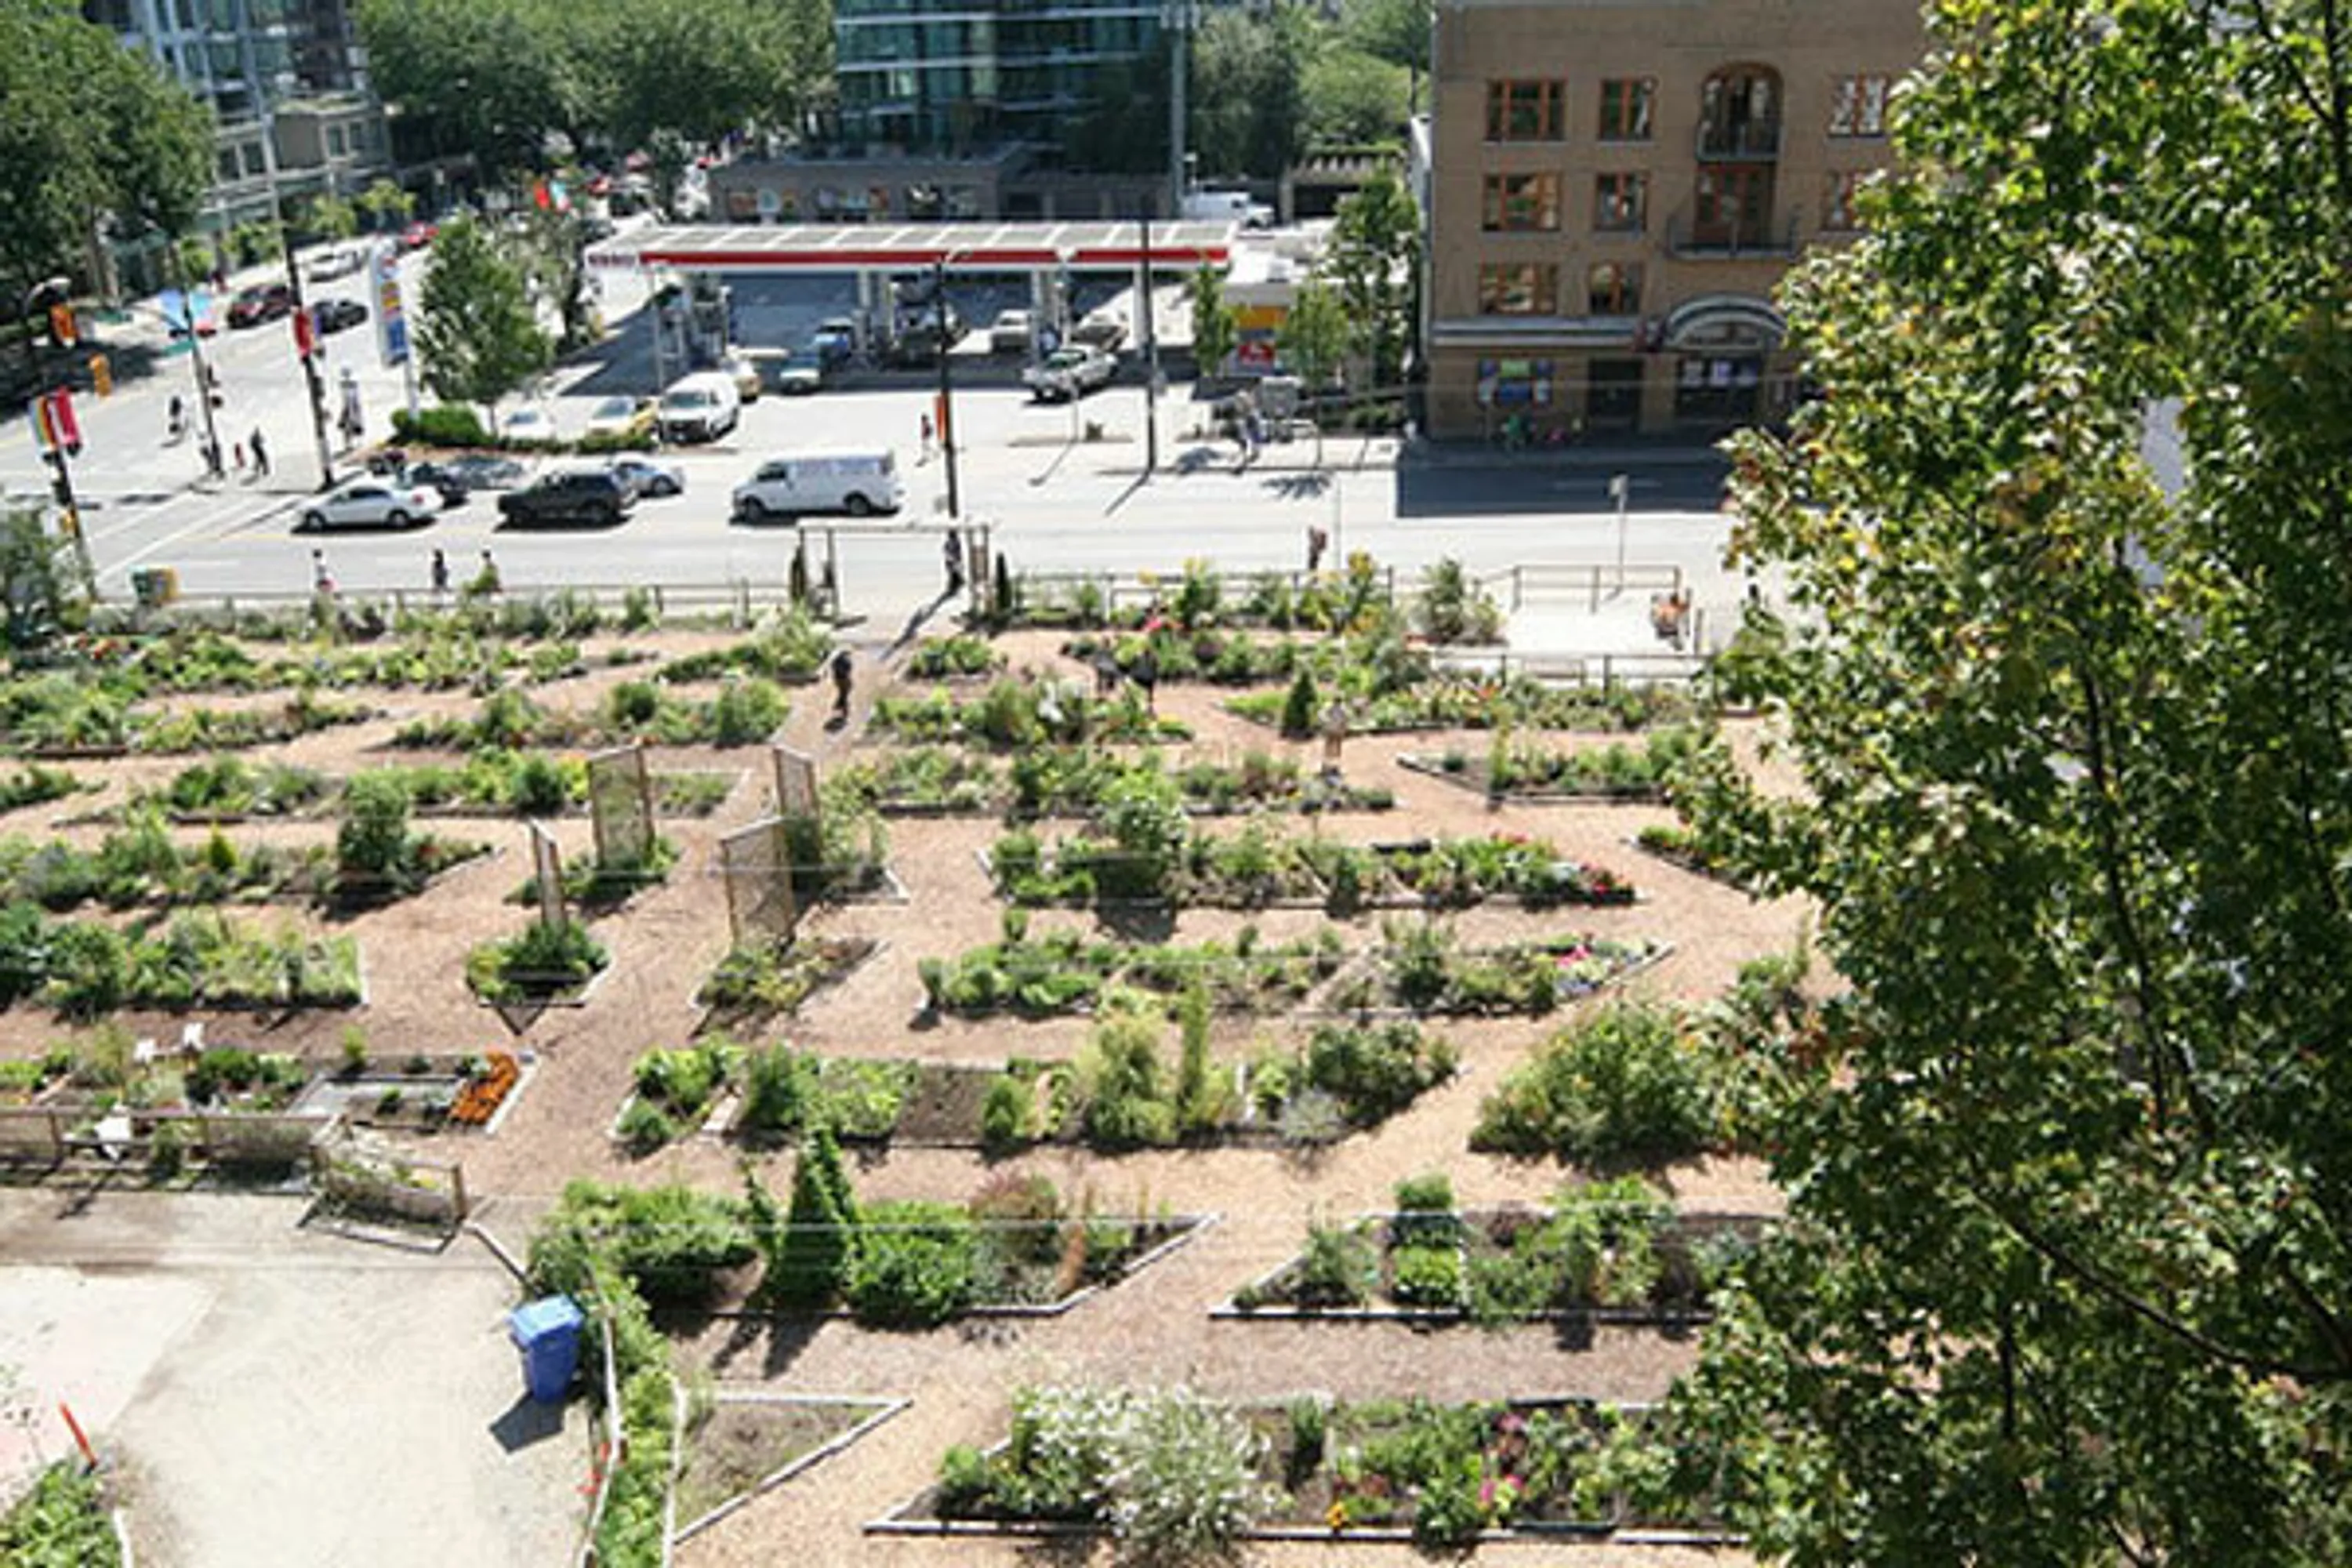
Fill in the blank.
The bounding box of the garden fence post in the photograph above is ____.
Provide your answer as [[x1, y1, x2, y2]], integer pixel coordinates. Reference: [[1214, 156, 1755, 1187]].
[[449, 1161, 469, 1221]]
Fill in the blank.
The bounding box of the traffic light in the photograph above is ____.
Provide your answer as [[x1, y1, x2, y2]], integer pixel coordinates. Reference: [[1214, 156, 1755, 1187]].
[[47, 301, 76, 347], [89, 354, 111, 398]]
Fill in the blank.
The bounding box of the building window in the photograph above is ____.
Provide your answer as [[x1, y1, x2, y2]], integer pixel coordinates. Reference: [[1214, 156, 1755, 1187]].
[[1486, 80, 1564, 142], [1598, 78, 1654, 141], [1477, 263, 1558, 315], [1824, 171, 1866, 230], [328, 126, 346, 157], [1482, 172, 1559, 231], [1587, 261, 1642, 314], [1593, 172, 1647, 232], [1475, 358, 1555, 408], [1830, 74, 1890, 136]]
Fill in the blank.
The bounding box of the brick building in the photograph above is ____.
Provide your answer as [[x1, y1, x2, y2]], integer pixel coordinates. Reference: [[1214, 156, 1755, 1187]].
[[1421, 0, 1925, 439]]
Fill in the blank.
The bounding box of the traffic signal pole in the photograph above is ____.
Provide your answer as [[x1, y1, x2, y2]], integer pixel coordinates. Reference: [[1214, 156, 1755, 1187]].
[[278, 223, 336, 489], [21, 279, 96, 597], [163, 243, 225, 477]]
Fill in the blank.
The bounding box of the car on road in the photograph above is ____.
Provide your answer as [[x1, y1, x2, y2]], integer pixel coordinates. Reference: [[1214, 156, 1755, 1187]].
[[312, 297, 368, 335], [499, 407, 560, 446], [299, 478, 441, 532], [227, 284, 295, 328], [416, 453, 528, 492], [1072, 310, 1128, 351], [306, 247, 367, 282], [810, 318, 858, 371], [989, 309, 1035, 354], [656, 372, 740, 444], [1024, 345, 1117, 401], [582, 395, 657, 443], [760, 349, 824, 395], [606, 455, 683, 500], [497, 469, 635, 527], [717, 351, 764, 404], [732, 451, 902, 522], [400, 221, 438, 252]]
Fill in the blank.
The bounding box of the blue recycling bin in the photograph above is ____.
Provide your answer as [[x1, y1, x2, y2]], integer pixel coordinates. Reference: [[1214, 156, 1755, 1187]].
[[509, 1295, 586, 1404]]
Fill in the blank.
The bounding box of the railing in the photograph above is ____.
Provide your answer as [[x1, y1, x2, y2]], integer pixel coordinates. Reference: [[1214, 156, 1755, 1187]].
[[1697, 118, 1783, 159], [1010, 566, 1399, 622], [1478, 562, 1685, 614], [96, 579, 833, 631], [1666, 212, 1801, 260], [1428, 648, 1711, 689], [0, 1105, 337, 1167]]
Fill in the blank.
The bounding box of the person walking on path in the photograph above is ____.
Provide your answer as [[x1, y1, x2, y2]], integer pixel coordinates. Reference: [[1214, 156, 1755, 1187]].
[[1306, 525, 1329, 574], [310, 549, 334, 594], [919, 411, 935, 463], [942, 528, 965, 597], [232, 437, 247, 475], [430, 549, 450, 597], [829, 647, 855, 722], [249, 428, 270, 477]]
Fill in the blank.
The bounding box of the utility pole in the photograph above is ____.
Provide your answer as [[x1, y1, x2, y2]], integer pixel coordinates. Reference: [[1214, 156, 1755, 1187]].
[[935, 256, 960, 518], [163, 242, 224, 476], [1140, 213, 1159, 477]]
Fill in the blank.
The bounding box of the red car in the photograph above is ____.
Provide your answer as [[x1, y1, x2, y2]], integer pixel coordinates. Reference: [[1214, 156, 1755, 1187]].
[[399, 220, 438, 252], [227, 283, 295, 328]]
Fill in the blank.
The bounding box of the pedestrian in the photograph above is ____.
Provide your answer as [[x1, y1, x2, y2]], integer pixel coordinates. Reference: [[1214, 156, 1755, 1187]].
[[919, 411, 935, 462], [430, 548, 450, 597], [200, 434, 223, 478], [310, 548, 335, 595], [829, 646, 855, 721], [249, 428, 269, 477], [1306, 524, 1329, 575], [167, 394, 185, 443], [476, 549, 502, 596], [1131, 644, 1159, 715], [942, 528, 965, 596], [232, 438, 247, 474]]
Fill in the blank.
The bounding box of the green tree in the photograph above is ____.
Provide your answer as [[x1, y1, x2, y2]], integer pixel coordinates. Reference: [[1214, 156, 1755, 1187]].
[[0, 2, 210, 293], [1326, 171, 1418, 392], [1670, 3, 2352, 1561], [1302, 47, 1409, 147], [299, 193, 359, 242], [1188, 263, 1239, 380], [0, 505, 84, 651], [1341, 0, 1430, 100], [584, 0, 822, 158], [1189, 4, 1312, 180], [355, 178, 416, 233], [1277, 281, 1349, 464], [414, 215, 553, 419], [357, 0, 586, 179], [762, 1124, 856, 1306]]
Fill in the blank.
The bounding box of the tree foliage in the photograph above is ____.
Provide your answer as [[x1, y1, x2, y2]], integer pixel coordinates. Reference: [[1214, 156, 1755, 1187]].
[[0, 506, 83, 652], [0, 0, 211, 286], [1302, 48, 1410, 147], [1188, 264, 1240, 379], [1326, 171, 1418, 390], [1189, 5, 1312, 180], [1671, 2, 2352, 1560], [414, 215, 552, 415]]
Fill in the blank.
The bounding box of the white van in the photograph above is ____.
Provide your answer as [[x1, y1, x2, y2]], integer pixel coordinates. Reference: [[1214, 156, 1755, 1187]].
[[656, 371, 740, 444], [731, 451, 904, 521]]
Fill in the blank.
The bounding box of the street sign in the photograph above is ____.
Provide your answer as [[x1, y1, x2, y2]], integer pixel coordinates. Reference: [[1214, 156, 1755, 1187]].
[[372, 245, 410, 366]]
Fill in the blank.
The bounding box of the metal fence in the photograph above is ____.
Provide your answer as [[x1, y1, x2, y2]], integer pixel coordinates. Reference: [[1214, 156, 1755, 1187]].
[[0, 1105, 336, 1167]]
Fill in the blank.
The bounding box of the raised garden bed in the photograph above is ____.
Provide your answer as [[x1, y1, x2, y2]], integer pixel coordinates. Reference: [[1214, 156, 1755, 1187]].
[[869, 681, 1190, 750], [673, 1395, 906, 1544], [1630, 822, 1751, 887], [464, 917, 610, 1006], [1399, 730, 1695, 801], [694, 936, 882, 1031], [390, 679, 789, 751], [1225, 677, 1695, 736], [294, 1050, 525, 1133], [1225, 1181, 1766, 1325], [0, 763, 89, 818], [1323, 923, 1668, 1017], [842, 743, 1389, 818], [0, 905, 364, 1015], [0, 823, 491, 914], [882, 1391, 1730, 1548], [918, 920, 1348, 1019]]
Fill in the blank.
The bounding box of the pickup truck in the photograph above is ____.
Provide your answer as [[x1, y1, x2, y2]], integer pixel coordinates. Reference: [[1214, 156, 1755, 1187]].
[[1023, 345, 1117, 402]]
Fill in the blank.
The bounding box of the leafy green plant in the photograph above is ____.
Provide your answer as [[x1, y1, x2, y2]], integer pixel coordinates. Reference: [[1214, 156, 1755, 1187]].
[[465, 916, 608, 1003], [0, 1461, 120, 1567], [844, 1200, 978, 1327], [1472, 999, 1722, 1164], [760, 1124, 856, 1307]]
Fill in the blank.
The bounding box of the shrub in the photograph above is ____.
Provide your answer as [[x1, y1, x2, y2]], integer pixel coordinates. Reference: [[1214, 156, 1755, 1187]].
[[844, 1200, 978, 1326], [762, 1124, 856, 1306], [711, 677, 786, 745], [466, 916, 608, 1001], [1305, 1020, 1456, 1125], [1294, 1222, 1377, 1307], [1079, 1010, 1177, 1148], [1103, 1385, 1274, 1560], [1472, 999, 1719, 1164], [390, 404, 492, 447], [1279, 667, 1318, 739], [980, 1073, 1031, 1154], [1414, 557, 1504, 644], [1392, 1243, 1468, 1309], [739, 1043, 815, 1135], [616, 1096, 677, 1154], [336, 771, 414, 884], [510, 753, 572, 815], [527, 1181, 754, 1305]]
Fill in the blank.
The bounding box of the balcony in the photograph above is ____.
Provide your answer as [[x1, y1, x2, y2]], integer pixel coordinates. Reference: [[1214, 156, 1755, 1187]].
[[1695, 118, 1781, 160], [1666, 211, 1800, 260]]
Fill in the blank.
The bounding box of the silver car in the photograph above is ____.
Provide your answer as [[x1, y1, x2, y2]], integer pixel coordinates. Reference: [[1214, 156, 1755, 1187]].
[[298, 478, 441, 532]]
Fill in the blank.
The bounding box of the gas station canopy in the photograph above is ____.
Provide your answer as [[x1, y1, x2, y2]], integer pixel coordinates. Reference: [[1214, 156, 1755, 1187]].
[[586, 221, 1238, 276]]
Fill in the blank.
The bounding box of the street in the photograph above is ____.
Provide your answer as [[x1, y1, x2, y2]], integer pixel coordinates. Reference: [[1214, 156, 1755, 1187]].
[[2, 249, 1742, 639]]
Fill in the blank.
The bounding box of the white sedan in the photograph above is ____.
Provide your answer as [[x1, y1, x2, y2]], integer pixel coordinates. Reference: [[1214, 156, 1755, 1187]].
[[499, 406, 560, 445], [298, 479, 441, 532]]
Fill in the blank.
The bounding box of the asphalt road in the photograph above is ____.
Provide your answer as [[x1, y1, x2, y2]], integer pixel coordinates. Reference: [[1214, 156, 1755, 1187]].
[[2, 247, 1745, 641]]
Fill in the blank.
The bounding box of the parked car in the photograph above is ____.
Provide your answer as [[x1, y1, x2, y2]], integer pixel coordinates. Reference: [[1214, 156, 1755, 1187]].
[[989, 309, 1035, 354], [717, 351, 763, 403], [810, 318, 858, 371], [606, 455, 683, 499], [655, 372, 740, 443], [306, 247, 366, 282], [429, 453, 528, 492], [398, 464, 472, 508], [312, 297, 368, 335], [1024, 345, 1117, 401], [399, 220, 438, 252], [760, 349, 825, 395], [298, 478, 441, 532], [731, 451, 903, 521], [499, 407, 559, 445], [1072, 310, 1128, 351], [497, 469, 635, 527], [582, 395, 657, 443], [227, 284, 296, 328]]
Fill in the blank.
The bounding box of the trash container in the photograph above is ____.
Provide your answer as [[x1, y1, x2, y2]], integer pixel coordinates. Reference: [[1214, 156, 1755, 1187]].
[[509, 1295, 586, 1404]]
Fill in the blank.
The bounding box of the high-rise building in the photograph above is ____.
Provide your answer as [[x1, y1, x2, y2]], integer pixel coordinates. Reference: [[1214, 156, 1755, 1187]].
[[1421, 0, 1925, 438], [85, 0, 390, 237]]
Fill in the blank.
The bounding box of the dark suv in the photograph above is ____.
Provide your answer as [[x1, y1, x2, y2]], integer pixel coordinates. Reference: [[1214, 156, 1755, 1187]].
[[496, 469, 635, 527]]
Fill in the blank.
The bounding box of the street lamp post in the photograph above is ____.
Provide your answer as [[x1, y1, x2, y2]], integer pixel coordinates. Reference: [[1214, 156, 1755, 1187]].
[[278, 220, 336, 489], [162, 241, 225, 477], [21, 278, 97, 596], [1139, 213, 1159, 477], [1610, 472, 1631, 593], [935, 256, 960, 519]]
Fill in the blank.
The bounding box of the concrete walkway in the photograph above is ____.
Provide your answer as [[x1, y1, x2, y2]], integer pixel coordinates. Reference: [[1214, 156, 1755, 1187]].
[[0, 1187, 585, 1568]]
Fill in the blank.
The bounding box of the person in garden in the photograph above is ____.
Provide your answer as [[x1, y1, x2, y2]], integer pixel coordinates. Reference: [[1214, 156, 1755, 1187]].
[[830, 647, 855, 722]]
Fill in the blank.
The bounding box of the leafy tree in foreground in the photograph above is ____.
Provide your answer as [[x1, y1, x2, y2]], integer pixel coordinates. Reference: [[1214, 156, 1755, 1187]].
[[414, 215, 553, 419], [1672, 2, 2352, 1562], [1277, 281, 1349, 465], [1327, 170, 1418, 392], [1189, 263, 1240, 381]]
